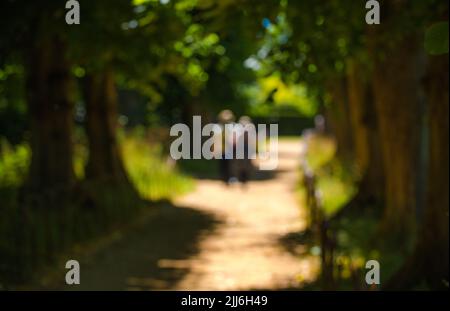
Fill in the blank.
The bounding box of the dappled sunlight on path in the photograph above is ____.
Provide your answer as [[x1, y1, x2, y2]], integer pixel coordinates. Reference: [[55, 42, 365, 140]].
[[47, 139, 318, 291], [171, 139, 319, 290]]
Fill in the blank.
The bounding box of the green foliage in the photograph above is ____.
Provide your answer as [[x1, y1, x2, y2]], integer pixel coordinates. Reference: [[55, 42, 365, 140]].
[[0, 141, 29, 187], [244, 75, 319, 117], [425, 22, 449, 55], [122, 133, 193, 201], [258, 0, 366, 95], [329, 206, 413, 290], [0, 133, 193, 285], [0, 133, 192, 199], [299, 134, 408, 289], [0, 63, 27, 145], [304, 135, 336, 171], [304, 135, 356, 217], [316, 167, 356, 217]]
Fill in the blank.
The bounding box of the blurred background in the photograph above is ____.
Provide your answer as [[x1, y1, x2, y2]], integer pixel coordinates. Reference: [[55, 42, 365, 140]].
[[0, 0, 448, 290]]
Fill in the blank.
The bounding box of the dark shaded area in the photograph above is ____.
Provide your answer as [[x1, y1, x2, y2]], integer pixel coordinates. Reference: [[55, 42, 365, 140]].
[[278, 230, 314, 257], [37, 202, 221, 291]]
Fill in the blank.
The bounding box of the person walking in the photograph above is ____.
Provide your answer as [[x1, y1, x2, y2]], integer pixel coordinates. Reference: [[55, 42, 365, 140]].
[[235, 116, 256, 187], [216, 110, 236, 185]]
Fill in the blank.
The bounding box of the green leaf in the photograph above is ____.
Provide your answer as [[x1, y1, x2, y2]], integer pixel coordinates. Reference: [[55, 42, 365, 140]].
[[424, 22, 449, 55]]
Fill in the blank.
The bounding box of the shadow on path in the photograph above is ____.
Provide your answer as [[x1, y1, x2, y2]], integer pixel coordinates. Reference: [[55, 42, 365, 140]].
[[170, 139, 320, 290], [37, 138, 319, 291], [60, 202, 220, 290]]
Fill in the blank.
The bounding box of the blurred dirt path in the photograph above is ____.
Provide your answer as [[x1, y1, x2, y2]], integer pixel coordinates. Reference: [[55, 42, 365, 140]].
[[46, 139, 317, 291], [171, 139, 319, 290]]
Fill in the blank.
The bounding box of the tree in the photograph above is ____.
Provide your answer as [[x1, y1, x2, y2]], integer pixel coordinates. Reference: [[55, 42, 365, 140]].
[[275, 0, 384, 201], [386, 18, 449, 290], [367, 0, 447, 241], [83, 67, 130, 182], [346, 58, 384, 202], [67, 1, 136, 187], [1, 1, 77, 200], [25, 35, 75, 194]]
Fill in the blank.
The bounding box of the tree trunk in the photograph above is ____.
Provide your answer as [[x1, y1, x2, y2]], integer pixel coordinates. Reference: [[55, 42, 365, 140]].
[[370, 32, 426, 238], [346, 60, 384, 202], [346, 60, 370, 175], [25, 36, 75, 194], [83, 68, 130, 183], [325, 78, 354, 162], [386, 54, 449, 290], [421, 54, 449, 289]]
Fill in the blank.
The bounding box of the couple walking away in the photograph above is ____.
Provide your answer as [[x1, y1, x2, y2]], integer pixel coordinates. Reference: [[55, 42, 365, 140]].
[[216, 110, 255, 187]]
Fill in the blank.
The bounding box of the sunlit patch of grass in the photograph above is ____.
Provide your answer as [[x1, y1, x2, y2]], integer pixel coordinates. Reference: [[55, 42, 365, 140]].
[[121, 136, 194, 201], [0, 141, 29, 187], [300, 134, 354, 217], [73, 142, 88, 180], [299, 133, 408, 289], [0, 133, 193, 202], [305, 134, 336, 171], [0, 139, 87, 185], [317, 174, 356, 217]]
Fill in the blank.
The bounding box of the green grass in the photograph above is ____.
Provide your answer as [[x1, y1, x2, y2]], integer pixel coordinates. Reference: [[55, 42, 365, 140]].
[[0, 133, 194, 285], [304, 134, 336, 171], [0, 134, 193, 201], [0, 141, 29, 187], [122, 137, 193, 201], [317, 173, 356, 217], [301, 134, 355, 217], [328, 208, 410, 290], [299, 134, 409, 290]]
